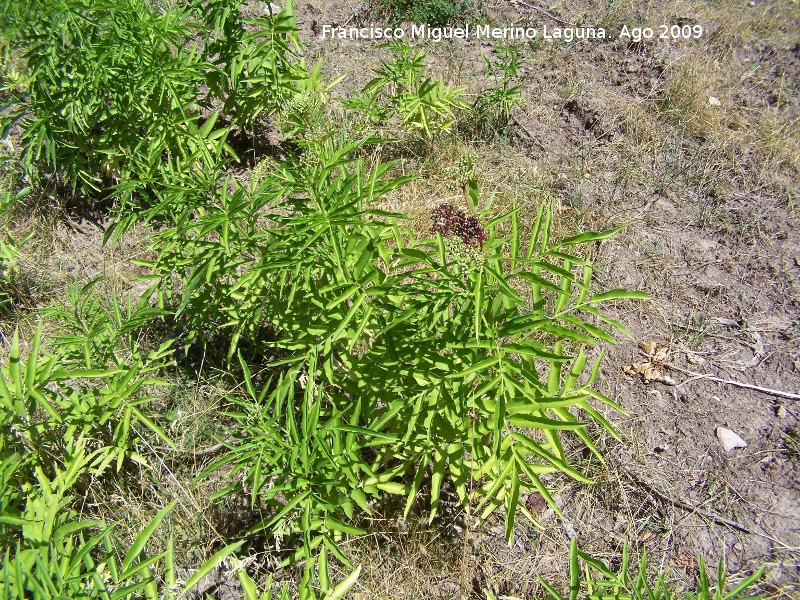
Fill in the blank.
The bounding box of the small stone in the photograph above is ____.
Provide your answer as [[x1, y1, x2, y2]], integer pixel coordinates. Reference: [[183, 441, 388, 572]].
[[708, 96, 722, 106], [716, 427, 747, 451], [777, 405, 787, 418]]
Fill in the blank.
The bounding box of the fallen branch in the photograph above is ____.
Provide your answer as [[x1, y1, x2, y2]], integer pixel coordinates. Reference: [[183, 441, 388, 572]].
[[667, 363, 800, 401], [621, 467, 751, 534]]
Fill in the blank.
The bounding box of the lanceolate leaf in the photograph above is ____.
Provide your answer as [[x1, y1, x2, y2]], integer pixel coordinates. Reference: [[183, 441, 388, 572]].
[[12, 6, 646, 564]]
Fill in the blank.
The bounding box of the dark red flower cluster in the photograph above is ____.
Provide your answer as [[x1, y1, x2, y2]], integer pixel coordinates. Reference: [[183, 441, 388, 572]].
[[430, 203, 487, 246], [458, 215, 487, 246]]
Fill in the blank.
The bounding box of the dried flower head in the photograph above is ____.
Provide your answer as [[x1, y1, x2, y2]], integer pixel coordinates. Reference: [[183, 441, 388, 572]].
[[430, 203, 487, 247]]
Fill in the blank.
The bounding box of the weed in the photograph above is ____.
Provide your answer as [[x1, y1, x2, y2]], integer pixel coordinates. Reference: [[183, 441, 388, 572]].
[[346, 41, 468, 138], [179, 123, 645, 563], [1, 0, 301, 195], [465, 44, 526, 139], [538, 537, 763, 600], [371, 0, 474, 27]]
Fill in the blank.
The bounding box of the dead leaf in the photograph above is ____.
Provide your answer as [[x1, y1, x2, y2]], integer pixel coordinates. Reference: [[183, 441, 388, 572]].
[[623, 341, 673, 383], [638, 530, 656, 542], [525, 492, 547, 515], [639, 340, 670, 362], [674, 553, 696, 569], [640, 341, 658, 355]]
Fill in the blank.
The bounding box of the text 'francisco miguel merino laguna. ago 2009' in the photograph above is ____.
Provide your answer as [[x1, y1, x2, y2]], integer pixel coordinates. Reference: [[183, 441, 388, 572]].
[[320, 24, 607, 42]]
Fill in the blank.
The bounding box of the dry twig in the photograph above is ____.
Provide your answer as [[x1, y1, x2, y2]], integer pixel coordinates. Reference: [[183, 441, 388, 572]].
[[621, 467, 751, 533], [667, 363, 800, 401]]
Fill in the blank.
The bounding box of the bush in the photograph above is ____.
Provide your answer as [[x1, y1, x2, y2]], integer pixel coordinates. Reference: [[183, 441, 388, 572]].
[[373, 0, 474, 27], [1, 0, 301, 194], [345, 42, 468, 137], [1, 292, 174, 474], [163, 119, 647, 560]]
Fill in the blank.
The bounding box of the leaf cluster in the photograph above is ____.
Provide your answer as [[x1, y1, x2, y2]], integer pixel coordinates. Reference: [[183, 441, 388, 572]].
[[142, 117, 650, 562], [346, 42, 468, 137], [0, 0, 302, 194], [1, 274, 181, 492], [466, 43, 526, 137], [371, 0, 474, 27], [536, 537, 764, 600]]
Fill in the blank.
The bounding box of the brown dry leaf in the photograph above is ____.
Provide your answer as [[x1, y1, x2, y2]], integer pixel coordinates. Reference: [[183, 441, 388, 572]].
[[525, 492, 548, 515], [623, 340, 674, 383], [640, 341, 658, 355], [622, 361, 664, 381], [623, 361, 649, 375], [643, 364, 664, 382], [640, 340, 671, 362], [638, 530, 656, 542], [674, 553, 697, 569]]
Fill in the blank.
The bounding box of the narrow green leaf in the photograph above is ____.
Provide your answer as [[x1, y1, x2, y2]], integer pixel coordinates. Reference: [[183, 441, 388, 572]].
[[319, 547, 330, 594], [324, 516, 366, 536], [324, 566, 362, 600], [557, 227, 622, 247], [429, 450, 445, 523], [569, 536, 580, 600], [505, 462, 520, 544], [123, 501, 175, 571], [587, 289, 649, 304], [183, 541, 245, 592], [447, 356, 499, 378]]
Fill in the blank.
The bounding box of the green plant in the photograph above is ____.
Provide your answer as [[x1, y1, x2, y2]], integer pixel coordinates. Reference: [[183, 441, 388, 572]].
[[1, 289, 175, 472], [372, 0, 473, 27], [469, 44, 526, 136], [193, 0, 303, 128], [5, 0, 646, 580], [164, 114, 646, 563], [348, 42, 468, 137], [236, 549, 361, 600], [0, 439, 248, 599], [538, 537, 764, 600], [0, 441, 165, 599], [1, 0, 300, 194], [2, 0, 206, 191], [0, 187, 32, 310]]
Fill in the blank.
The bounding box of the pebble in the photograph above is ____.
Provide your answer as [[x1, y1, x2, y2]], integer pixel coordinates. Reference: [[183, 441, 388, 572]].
[[716, 427, 747, 451]]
